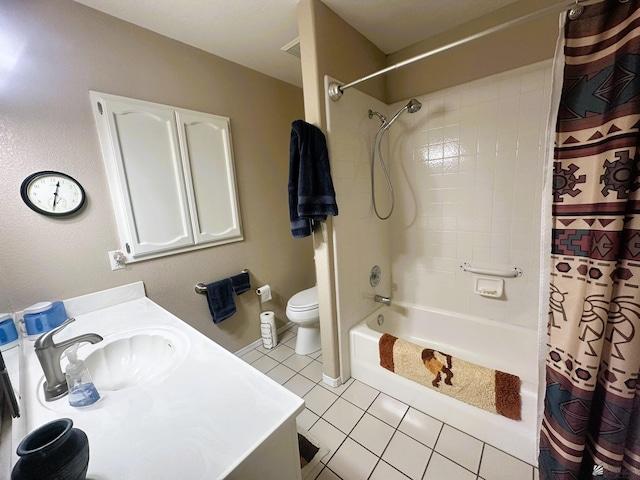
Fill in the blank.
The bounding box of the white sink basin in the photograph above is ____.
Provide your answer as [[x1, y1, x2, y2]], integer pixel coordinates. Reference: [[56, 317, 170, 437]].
[[83, 327, 188, 391]]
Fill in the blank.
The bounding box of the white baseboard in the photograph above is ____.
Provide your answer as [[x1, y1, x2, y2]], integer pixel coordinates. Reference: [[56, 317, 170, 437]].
[[322, 374, 342, 388], [234, 321, 295, 356]]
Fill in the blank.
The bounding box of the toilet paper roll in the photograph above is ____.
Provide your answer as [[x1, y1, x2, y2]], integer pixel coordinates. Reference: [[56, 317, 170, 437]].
[[259, 311, 277, 349], [256, 285, 272, 302]]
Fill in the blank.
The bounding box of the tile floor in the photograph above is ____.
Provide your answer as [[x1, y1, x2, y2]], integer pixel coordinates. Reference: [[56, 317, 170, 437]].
[[238, 327, 540, 480]]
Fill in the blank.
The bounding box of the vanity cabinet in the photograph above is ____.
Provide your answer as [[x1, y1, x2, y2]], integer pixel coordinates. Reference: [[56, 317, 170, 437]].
[[90, 92, 243, 261]]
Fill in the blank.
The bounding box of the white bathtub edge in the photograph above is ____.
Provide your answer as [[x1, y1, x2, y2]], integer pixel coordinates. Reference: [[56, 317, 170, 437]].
[[349, 313, 539, 466]]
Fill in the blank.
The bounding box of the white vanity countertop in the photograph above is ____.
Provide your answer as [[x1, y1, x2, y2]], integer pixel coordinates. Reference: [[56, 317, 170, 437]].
[[11, 282, 304, 479]]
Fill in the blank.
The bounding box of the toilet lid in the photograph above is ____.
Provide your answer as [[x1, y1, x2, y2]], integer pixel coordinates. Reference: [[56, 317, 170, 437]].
[[287, 286, 318, 311]]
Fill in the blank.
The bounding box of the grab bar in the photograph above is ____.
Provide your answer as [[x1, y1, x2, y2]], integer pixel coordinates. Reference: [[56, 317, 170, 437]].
[[195, 269, 249, 294], [460, 262, 522, 278]]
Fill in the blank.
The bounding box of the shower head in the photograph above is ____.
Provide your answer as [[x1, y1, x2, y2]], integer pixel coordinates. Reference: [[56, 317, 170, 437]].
[[406, 98, 422, 114], [384, 98, 422, 129]]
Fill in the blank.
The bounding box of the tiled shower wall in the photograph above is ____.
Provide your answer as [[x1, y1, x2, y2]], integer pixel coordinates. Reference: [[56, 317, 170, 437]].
[[389, 60, 554, 329]]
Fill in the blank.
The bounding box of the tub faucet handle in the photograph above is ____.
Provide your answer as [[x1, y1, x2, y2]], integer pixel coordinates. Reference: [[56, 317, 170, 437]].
[[374, 294, 391, 306]]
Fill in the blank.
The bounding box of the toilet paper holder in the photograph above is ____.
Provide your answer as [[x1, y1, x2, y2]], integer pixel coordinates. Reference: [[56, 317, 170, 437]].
[[194, 269, 249, 294]]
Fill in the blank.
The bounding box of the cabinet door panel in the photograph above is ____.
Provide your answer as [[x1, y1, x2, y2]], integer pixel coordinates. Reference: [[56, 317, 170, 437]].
[[91, 91, 243, 262], [107, 101, 193, 255], [177, 111, 242, 243]]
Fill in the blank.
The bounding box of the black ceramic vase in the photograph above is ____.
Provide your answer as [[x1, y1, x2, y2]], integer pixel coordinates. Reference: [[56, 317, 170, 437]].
[[11, 417, 89, 480]]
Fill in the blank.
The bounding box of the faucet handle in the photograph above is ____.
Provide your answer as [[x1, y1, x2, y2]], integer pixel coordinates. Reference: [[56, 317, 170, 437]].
[[34, 318, 75, 350]]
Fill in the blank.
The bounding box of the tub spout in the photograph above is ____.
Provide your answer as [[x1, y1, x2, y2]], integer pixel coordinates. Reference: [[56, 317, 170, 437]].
[[34, 318, 103, 401], [374, 294, 391, 306]]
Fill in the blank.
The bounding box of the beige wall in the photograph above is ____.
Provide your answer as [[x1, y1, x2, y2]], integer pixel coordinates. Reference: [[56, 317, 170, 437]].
[[0, 0, 313, 353], [386, 0, 561, 102], [297, 0, 388, 381]]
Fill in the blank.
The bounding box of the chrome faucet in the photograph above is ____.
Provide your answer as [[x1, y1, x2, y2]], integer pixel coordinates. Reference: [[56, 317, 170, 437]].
[[374, 294, 391, 306], [34, 318, 103, 401]]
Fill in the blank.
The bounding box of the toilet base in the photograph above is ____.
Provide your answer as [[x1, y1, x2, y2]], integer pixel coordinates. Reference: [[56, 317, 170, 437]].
[[295, 323, 321, 355]]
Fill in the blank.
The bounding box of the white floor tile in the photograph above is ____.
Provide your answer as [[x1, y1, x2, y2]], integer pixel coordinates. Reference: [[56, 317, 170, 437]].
[[304, 385, 339, 416], [398, 408, 443, 448], [382, 431, 432, 480], [350, 413, 395, 456], [316, 466, 342, 480], [279, 329, 296, 343], [309, 419, 347, 464], [282, 335, 298, 350], [239, 349, 263, 363], [249, 355, 279, 373], [327, 437, 379, 480], [341, 380, 379, 410], [283, 373, 316, 397], [309, 349, 323, 359], [479, 445, 534, 480], [265, 363, 296, 384], [300, 360, 324, 382], [323, 398, 365, 434], [423, 453, 476, 480], [283, 353, 314, 372], [266, 344, 295, 362], [235, 336, 538, 480], [284, 335, 298, 350], [369, 460, 411, 480], [434, 425, 483, 473], [297, 408, 319, 431], [254, 344, 271, 355], [368, 393, 409, 428]]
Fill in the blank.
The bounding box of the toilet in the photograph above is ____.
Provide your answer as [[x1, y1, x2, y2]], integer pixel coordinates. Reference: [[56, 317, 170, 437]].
[[286, 286, 321, 355]]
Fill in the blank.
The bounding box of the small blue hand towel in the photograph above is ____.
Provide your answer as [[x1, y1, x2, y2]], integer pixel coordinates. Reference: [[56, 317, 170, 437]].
[[230, 272, 251, 295], [205, 278, 236, 324]]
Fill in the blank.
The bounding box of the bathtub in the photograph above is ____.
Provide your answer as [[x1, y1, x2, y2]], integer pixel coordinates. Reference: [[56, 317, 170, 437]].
[[349, 303, 539, 465]]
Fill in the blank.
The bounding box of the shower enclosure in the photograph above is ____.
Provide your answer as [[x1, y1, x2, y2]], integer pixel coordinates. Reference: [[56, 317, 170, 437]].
[[323, 60, 553, 449]]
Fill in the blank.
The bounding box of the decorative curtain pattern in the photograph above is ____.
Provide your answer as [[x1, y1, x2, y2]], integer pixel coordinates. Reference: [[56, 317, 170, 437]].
[[539, 1, 640, 479]]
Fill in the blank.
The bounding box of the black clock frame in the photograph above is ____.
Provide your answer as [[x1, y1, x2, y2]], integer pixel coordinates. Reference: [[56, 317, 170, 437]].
[[20, 170, 86, 217]]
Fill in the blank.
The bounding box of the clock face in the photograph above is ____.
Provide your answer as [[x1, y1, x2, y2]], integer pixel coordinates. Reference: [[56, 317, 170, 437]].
[[20, 171, 86, 217]]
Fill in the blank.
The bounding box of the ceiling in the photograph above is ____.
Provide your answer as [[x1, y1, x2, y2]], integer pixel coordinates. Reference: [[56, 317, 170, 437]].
[[72, 0, 523, 88]]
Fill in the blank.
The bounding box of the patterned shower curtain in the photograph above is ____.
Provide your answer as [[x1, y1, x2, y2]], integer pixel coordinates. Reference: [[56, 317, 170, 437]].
[[539, 1, 640, 479]]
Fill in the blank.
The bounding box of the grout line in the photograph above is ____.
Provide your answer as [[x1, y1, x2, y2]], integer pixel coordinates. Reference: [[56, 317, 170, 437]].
[[478, 442, 486, 477]]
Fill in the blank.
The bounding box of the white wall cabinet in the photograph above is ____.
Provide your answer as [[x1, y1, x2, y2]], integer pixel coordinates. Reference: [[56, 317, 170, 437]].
[[90, 92, 243, 261]]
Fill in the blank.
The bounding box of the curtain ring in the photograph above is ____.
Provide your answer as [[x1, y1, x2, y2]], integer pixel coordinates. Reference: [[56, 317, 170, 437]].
[[568, 0, 584, 20]]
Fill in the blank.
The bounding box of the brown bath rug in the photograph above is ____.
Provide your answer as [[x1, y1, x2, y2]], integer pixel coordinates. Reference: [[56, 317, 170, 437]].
[[298, 425, 328, 478], [379, 333, 521, 420]]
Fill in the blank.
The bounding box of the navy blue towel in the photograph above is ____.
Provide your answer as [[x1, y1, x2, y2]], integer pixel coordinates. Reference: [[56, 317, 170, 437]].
[[205, 278, 236, 324], [289, 120, 338, 238], [230, 272, 251, 295]]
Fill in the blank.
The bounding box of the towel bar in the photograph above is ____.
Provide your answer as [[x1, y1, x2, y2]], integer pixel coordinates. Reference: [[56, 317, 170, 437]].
[[460, 262, 522, 278], [195, 269, 249, 294]]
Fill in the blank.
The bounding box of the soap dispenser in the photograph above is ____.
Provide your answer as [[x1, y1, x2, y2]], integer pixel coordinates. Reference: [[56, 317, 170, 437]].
[[65, 343, 100, 407]]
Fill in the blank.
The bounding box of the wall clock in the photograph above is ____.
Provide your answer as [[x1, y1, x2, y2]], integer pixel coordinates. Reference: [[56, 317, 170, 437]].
[[20, 171, 86, 217]]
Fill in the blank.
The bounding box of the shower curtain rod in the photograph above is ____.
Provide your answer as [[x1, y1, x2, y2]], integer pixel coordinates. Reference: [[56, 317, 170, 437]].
[[327, 0, 592, 101]]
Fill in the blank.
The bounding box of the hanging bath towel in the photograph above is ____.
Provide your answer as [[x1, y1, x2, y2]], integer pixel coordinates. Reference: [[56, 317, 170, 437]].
[[288, 120, 338, 238]]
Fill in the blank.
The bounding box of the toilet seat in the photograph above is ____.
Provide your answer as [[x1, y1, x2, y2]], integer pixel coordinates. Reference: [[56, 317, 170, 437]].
[[287, 286, 318, 312], [286, 286, 319, 325]]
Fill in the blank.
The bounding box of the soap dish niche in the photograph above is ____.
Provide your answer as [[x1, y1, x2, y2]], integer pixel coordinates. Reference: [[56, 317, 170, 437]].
[[474, 276, 504, 298]]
